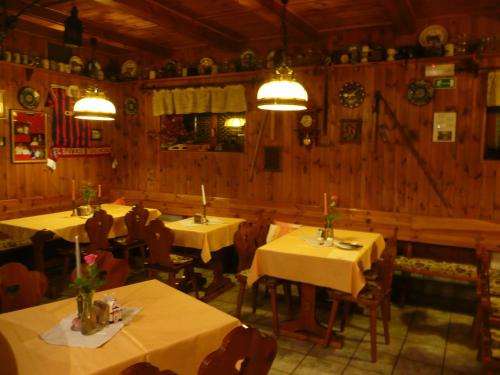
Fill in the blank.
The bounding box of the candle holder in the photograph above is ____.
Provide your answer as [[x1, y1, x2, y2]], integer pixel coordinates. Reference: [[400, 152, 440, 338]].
[[202, 204, 208, 224], [71, 199, 78, 216]]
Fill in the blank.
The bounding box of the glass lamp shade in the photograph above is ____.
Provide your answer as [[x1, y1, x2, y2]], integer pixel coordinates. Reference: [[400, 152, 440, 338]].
[[257, 66, 308, 111], [74, 87, 116, 121], [224, 117, 246, 127]]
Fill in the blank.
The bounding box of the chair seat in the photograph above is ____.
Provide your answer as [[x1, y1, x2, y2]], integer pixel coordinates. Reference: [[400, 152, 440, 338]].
[[490, 269, 500, 295], [329, 280, 384, 302], [0, 238, 32, 252], [395, 256, 476, 281], [491, 328, 500, 360], [171, 254, 193, 265], [238, 268, 250, 278]]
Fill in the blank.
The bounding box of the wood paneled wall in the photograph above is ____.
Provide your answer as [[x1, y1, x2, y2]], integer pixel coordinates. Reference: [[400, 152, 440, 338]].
[[0, 62, 115, 218], [111, 54, 500, 222]]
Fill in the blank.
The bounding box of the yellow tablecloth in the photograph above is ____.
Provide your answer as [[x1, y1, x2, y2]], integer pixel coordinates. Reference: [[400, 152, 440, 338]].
[[0, 204, 161, 243], [164, 216, 245, 263], [246, 226, 385, 297], [0, 280, 240, 375]]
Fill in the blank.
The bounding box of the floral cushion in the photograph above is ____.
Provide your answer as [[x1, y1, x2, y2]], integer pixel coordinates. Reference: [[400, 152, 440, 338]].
[[170, 254, 192, 265], [0, 238, 32, 252], [491, 328, 500, 360], [395, 256, 476, 281], [490, 269, 500, 296]]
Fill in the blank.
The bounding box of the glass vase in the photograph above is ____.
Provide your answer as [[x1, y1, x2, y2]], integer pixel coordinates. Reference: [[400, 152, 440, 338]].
[[80, 291, 98, 335], [324, 225, 334, 239]]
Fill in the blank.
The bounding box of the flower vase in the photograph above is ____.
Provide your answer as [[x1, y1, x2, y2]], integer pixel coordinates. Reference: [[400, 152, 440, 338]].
[[80, 291, 98, 335], [324, 225, 334, 239]]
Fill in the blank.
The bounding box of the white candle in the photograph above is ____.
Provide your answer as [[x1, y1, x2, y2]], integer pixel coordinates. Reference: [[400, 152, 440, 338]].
[[201, 184, 207, 206], [75, 235, 81, 278]]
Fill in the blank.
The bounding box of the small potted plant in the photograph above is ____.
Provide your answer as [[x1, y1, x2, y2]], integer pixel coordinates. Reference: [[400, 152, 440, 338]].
[[78, 181, 96, 216]]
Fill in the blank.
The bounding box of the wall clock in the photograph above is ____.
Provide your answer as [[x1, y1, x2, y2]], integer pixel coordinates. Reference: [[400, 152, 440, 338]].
[[338, 81, 366, 109], [297, 110, 319, 147]]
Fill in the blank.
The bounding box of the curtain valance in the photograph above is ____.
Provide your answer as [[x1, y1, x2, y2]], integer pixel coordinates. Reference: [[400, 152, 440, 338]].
[[152, 84, 247, 116]]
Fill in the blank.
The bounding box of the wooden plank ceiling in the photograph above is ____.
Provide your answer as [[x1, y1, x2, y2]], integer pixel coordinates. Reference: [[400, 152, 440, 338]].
[[4, 0, 500, 56]]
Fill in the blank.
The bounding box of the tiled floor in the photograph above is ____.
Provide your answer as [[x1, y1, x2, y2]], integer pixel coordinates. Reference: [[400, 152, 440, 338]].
[[202, 273, 482, 375]]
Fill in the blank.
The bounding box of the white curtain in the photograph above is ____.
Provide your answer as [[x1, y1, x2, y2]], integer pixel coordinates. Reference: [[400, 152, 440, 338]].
[[152, 84, 247, 116]]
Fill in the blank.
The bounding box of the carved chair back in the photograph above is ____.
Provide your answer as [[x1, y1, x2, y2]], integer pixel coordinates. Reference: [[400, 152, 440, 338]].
[[85, 209, 114, 252], [144, 219, 175, 268], [124, 203, 149, 243], [234, 222, 258, 272]]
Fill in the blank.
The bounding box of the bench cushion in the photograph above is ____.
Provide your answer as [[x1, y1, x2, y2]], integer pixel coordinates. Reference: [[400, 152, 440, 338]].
[[0, 238, 32, 252], [395, 256, 476, 282]]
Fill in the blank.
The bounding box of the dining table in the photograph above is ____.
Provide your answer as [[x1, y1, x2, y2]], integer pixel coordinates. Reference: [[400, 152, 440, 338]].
[[246, 225, 386, 345], [0, 204, 161, 272], [0, 279, 240, 375], [163, 216, 245, 301]]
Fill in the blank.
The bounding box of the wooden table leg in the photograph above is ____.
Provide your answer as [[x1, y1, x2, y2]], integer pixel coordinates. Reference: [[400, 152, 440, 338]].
[[202, 251, 234, 302], [280, 283, 342, 348], [30, 230, 54, 273]]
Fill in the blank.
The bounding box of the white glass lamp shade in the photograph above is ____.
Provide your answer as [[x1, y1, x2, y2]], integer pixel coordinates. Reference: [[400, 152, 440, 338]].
[[73, 87, 116, 121], [224, 117, 246, 127]]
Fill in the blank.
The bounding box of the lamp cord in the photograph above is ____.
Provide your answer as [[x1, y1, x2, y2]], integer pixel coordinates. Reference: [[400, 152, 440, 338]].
[[281, 0, 288, 66]]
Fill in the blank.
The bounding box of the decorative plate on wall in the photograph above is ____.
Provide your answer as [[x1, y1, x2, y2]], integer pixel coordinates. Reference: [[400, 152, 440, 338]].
[[124, 97, 138, 115], [18, 86, 41, 110], [419, 25, 448, 47], [407, 80, 434, 106]]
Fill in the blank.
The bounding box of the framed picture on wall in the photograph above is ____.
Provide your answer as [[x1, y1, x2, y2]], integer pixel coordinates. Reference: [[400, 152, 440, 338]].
[[10, 109, 48, 163], [0, 90, 6, 119], [91, 128, 103, 141], [433, 112, 456, 142]]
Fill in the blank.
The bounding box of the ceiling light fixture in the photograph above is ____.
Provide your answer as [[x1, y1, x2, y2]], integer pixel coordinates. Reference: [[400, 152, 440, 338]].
[[74, 85, 116, 121], [224, 117, 246, 128], [256, 0, 308, 111], [64, 6, 83, 48]]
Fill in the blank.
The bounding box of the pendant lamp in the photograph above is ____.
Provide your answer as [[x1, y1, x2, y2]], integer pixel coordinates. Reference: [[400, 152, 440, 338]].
[[64, 6, 83, 48], [257, 0, 308, 111], [74, 85, 116, 121], [73, 38, 116, 121]]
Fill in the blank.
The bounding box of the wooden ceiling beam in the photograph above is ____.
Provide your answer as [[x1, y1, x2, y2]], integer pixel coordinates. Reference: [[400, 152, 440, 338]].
[[14, 18, 126, 56], [9, 1, 172, 56], [237, 0, 319, 40], [380, 0, 416, 34], [99, 0, 244, 50]]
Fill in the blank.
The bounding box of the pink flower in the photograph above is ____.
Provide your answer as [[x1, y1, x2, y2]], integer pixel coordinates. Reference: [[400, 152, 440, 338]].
[[84, 253, 98, 265]]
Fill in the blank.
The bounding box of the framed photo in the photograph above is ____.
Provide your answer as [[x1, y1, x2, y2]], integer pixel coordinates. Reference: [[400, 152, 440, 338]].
[[340, 119, 362, 144], [10, 109, 48, 163], [91, 128, 103, 141], [433, 112, 456, 142], [0, 90, 6, 119]]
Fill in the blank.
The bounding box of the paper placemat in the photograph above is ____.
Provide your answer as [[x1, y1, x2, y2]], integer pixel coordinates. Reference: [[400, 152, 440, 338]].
[[40, 306, 141, 348]]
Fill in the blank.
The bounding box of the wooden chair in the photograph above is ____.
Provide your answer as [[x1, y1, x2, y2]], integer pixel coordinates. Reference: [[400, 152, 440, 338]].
[[85, 209, 114, 253], [111, 203, 149, 262], [323, 229, 398, 362], [198, 325, 277, 375], [254, 215, 272, 247], [70, 251, 130, 291], [143, 219, 199, 298], [477, 247, 500, 374], [0, 262, 48, 313], [234, 222, 290, 335], [120, 362, 177, 375]]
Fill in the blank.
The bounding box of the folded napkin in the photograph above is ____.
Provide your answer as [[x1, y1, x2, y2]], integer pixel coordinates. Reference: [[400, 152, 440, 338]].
[[40, 306, 141, 349]]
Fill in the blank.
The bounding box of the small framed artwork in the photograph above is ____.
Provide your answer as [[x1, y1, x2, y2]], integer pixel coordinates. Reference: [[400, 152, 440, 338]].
[[340, 119, 362, 144], [10, 109, 48, 163], [91, 128, 103, 141], [433, 112, 456, 142], [0, 90, 6, 119]]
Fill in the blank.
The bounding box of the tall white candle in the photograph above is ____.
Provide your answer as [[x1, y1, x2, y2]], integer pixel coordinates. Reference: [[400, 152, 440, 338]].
[[201, 184, 207, 206], [75, 235, 81, 278]]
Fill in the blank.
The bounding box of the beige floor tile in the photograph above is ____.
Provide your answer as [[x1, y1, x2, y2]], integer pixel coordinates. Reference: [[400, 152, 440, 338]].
[[343, 365, 388, 375], [350, 347, 398, 374], [358, 335, 404, 356], [271, 347, 306, 373], [393, 357, 442, 375], [269, 369, 290, 375], [405, 331, 447, 347], [444, 342, 481, 375], [308, 342, 354, 362], [400, 340, 446, 366], [277, 335, 315, 354], [292, 356, 346, 375]]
